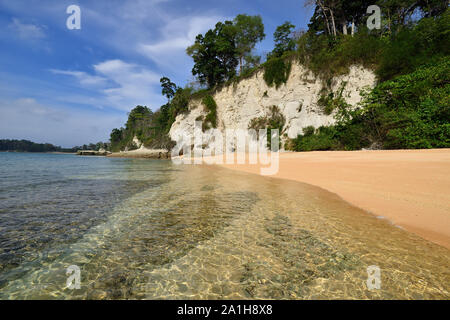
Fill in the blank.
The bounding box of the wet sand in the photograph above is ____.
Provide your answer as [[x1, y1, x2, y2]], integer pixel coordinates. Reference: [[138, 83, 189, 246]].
[[217, 149, 450, 249]]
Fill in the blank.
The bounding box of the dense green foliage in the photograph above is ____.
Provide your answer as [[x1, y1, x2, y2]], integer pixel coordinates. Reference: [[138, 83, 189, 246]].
[[359, 58, 450, 149], [110, 3, 449, 153], [0, 139, 109, 153], [233, 14, 266, 73], [263, 57, 292, 88], [187, 14, 265, 88], [376, 10, 450, 81], [109, 104, 176, 152], [297, 2, 450, 80], [271, 21, 297, 58], [201, 95, 218, 131], [187, 21, 238, 88], [317, 82, 349, 115], [297, 27, 383, 79], [109, 78, 191, 152], [292, 58, 450, 151], [0, 139, 64, 152], [287, 3, 450, 152], [160, 77, 178, 101], [248, 106, 286, 148], [260, 21, 297, 89]]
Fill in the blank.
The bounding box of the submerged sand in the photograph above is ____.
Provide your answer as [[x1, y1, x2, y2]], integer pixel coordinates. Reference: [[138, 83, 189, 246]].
[[216, 149, 450, 249]]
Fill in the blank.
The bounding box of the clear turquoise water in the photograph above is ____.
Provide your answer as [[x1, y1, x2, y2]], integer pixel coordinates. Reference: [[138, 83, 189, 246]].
[[0, 153, 173, 297], [0, 152, 448, 299]]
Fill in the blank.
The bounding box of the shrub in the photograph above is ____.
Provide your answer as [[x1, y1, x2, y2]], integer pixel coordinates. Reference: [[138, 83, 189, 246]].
[[297, 29, 383, 80], [376, 11, 450, 81], [302, 126, 315, 136], [263, 57, 292, 88], [290, 57, 450, 152], [294, 126, 339, 151], [248, 105, 286, 148], [201, 95, 218, 131], [317, 82, 349, 115], [366, 57, 450, 149]]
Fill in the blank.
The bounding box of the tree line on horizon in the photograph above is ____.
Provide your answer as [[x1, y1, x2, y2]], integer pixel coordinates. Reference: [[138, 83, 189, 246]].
[[0, 139, 110, 153], [109, 0, 450, 153]]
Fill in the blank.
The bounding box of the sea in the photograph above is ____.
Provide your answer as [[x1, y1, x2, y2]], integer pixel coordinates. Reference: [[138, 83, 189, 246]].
[[0, 152, 448, 299]]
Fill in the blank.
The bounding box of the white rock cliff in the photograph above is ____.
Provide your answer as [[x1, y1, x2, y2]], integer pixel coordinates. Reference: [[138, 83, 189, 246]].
[[169, 62, 376, 150]]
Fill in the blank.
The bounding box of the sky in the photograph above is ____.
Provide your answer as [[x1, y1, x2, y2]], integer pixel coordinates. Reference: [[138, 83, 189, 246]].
[[0, 0, 314, 147]]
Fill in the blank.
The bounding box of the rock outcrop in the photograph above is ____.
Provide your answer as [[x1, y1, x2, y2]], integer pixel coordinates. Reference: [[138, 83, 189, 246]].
[[169, 62, 376, 150], [77, 149, 112, 156], [108, 149, 171, 159]]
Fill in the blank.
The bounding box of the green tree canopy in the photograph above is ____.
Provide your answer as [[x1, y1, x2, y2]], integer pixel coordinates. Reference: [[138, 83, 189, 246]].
[[110, 128, 123, 144], [272, 21, 296, 58], [233, 14, 266, 73], [187, 21, 238, 88], [160, 77, 178, 102]]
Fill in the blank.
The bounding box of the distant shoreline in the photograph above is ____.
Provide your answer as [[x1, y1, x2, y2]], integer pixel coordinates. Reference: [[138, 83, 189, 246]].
[[0, 151, 76, 154]]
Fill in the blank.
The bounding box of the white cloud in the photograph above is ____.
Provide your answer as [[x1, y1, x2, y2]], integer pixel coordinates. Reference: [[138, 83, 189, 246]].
[[8, 18, 46, 41], [0, 1, 231, 147], [50, 70, 107, 87], [94, 59, 164, 110], [52, 59, 165, 111], [138, 14, 226, 72]]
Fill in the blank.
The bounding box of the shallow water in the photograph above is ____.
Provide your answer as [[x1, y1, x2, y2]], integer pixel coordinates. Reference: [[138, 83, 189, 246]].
[[0, 153, 448, 299]]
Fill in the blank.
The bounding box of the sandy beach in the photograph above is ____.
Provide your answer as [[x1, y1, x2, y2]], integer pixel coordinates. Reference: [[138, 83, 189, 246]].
[[216, 149, 450, 249]]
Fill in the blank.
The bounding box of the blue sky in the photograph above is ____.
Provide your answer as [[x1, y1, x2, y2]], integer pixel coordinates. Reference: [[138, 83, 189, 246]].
[[0, 0, 313, 147]]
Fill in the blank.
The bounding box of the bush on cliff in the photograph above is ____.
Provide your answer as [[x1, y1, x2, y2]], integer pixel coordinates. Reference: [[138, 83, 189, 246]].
[[263, 57, 292, 88], [292, 57, 450, 151], [201, 95, 218, 131], [249, 105, 286, 149]]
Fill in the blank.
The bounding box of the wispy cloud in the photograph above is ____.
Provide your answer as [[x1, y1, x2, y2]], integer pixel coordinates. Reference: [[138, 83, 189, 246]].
[[51, 59, 165, 111], [8, 18, 46, 41], [94, 59, 164, 110], [138, 14, 226, 72], [2, 0, 312, 147], [50, 70, 108, 87]]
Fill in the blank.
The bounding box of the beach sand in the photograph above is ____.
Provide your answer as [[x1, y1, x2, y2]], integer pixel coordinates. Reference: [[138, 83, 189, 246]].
[[216, 149, 450, 249]]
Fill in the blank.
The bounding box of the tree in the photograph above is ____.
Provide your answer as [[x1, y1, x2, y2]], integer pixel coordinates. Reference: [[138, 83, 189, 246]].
[[233, 14, 266, 73], [157, 103, 170, 130], [187, 21, 238, 88], [341, 1, 373, 35], [272, 21, 296, 57], [418, 0, 450, 17], [126, 106, 152, 130], [376, 0, 449, 29], [110, 128, 123, 144], [306, 1, 334, 36], [160, 77, 177, 102], [306, 0, 383, 37], [243, 54, 261, 71]]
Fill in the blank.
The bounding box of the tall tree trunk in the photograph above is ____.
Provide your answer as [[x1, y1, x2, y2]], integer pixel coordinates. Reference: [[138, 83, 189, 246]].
[[317, 1, 332, 36], [351, 19, 355, 37], [342, 22, 347, 35], [329, 9, 337, 38], [240, 55, 243, 75]]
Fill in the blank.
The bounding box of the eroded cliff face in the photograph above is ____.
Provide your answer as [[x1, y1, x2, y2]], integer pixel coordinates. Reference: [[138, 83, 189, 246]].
[[169, 62, 376, 150]]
